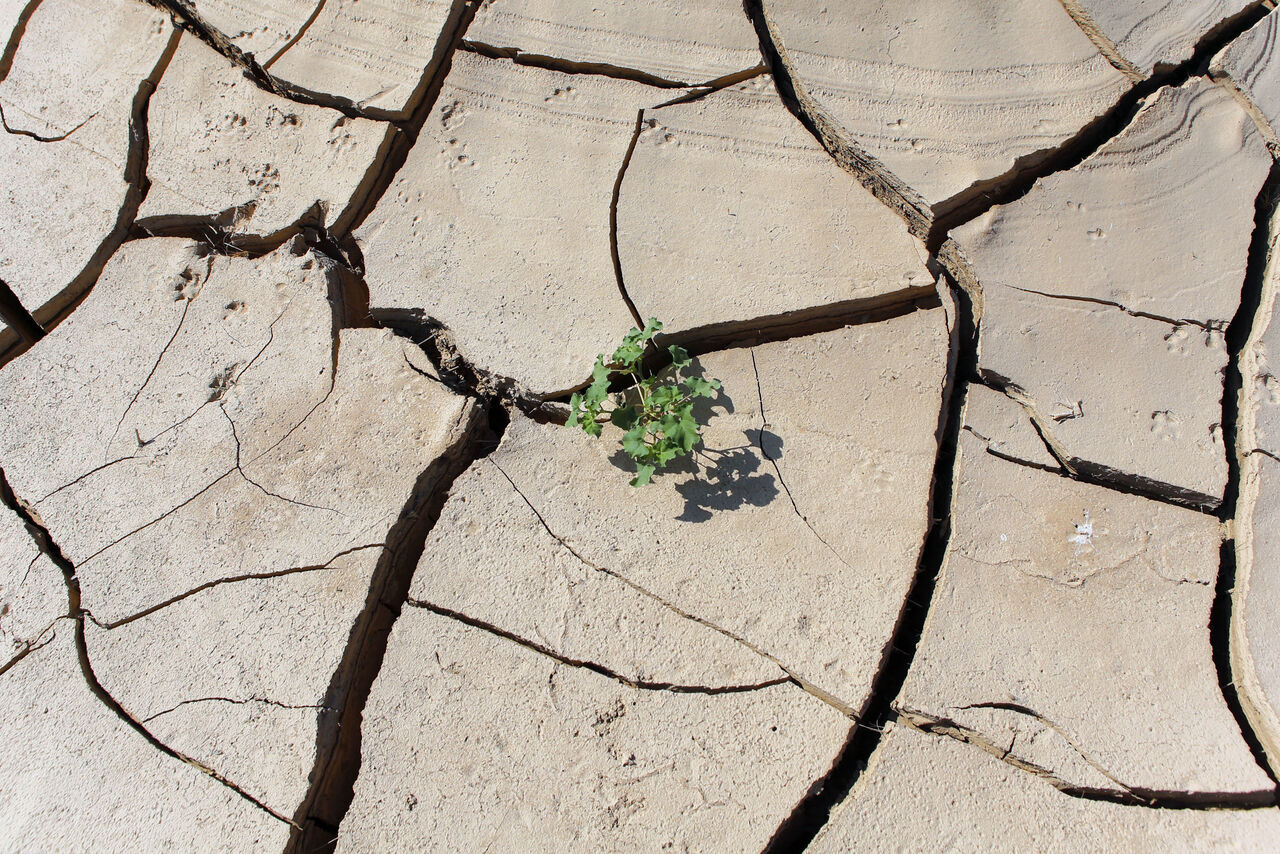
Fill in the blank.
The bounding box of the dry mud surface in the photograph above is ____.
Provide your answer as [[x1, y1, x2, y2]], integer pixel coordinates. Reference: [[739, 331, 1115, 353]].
[[2, 0, 1280, 851]]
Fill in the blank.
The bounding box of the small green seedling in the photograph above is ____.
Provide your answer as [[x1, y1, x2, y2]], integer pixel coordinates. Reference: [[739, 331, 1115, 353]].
[[567, 318, 722, 487]]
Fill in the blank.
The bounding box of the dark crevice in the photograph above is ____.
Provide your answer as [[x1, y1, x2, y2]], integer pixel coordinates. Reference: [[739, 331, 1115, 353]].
[[281, 400, 490, 853], [0, 275, 44, 348], [651, 64, 769, 110], [0, 467, 293, 825], [903, 711, 1278, 809], [1216, 159, 1280, 784], [324, 0, 481, 241], [0, 0, 42, 84], [925, 1, 1274, 249], [538, 289, 944, 407], [406, 597, 793, 694], [758, 272, 975, 853]]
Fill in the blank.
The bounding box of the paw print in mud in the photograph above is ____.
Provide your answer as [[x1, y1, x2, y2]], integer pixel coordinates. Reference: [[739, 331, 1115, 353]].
[[1150, 410, 1181, 441], [854, 456, 893, 494]]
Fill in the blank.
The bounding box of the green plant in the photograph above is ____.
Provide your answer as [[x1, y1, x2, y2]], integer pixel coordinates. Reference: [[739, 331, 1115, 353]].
[[567, 318, 722, 487]]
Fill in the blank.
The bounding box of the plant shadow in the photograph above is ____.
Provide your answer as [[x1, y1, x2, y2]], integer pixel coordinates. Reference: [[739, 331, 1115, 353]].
[[606, 376, 781, 521]]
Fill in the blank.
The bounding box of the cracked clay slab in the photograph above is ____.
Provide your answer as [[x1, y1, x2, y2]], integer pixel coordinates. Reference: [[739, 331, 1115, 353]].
[[0, 237, 480, 817], [896, 427, 1271, 797], [616, 74, 934, 338], [760, 0, 1131, 210], [138, 33, 396, 240], [355, 51, 654, 395], [263, 0, 466, 119], [463, 306, 949, 715], [810, 723, 1280, 852], [0, 626, 290, 850], [410, 455, 787, 691], [0, 0, 173, 323], [951, 79, 1270, 327], [1069, 0, 1254, 77], [467, 0, 762, 85], [337, 608, 850, 852], [961, 383, 1062, 472]]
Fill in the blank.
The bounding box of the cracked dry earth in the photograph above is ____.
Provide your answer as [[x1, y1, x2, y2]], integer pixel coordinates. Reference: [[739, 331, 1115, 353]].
[[6, 1, 1280, 853]]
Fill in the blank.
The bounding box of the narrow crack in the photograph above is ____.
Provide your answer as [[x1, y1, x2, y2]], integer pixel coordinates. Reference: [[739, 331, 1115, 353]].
[[459, 39, 689, 89], [221, 404, 346, 516], [1003, 283, 1226, 332], [946, 700, 1135, 792], [91, 544, 385, 631], [748, 348, 853, 570], [0, 466, 294, 826], [0, 616, 63, 677], [0, 101, 91, 141], [610, 108, 647, 327], [758, 269, 973, 853], [406, 597, 792, 694], [143, 695, 330, 724], [261, 0, 327, 69], [106, 294, 193, 457], [902, 709, 1278, 809], [33, 455, 136, 505], [76, 468, 237, 567]]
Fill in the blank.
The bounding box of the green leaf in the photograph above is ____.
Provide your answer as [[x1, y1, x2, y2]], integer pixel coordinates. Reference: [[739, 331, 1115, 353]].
[[682, 376, 717, 398], [630, 463, 656, 487], [567, 391, 582, 429], [564, 317, 721, 484], [621, 424, 648, 458], [610, 405, 639, 429]]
